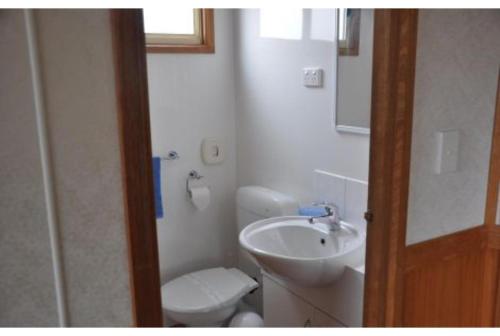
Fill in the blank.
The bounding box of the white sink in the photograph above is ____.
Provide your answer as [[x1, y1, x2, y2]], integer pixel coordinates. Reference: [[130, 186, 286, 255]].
[[239, 216, 365, 287]]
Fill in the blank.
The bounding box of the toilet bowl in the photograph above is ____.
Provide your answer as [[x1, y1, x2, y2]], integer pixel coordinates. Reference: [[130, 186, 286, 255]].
[[161, 267, 258, 327]]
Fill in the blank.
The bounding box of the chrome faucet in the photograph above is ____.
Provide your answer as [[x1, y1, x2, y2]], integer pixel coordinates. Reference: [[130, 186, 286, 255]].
[[308, 204, 342, 231]]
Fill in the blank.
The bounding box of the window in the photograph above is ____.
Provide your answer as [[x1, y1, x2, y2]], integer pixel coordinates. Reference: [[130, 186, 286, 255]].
[[259, 8, 303, 40], [144, 8, 214, 53], [337, 9, 360, 56]]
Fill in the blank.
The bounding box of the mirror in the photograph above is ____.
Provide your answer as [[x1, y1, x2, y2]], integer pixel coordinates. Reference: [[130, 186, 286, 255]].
[[334, 9, 374, 135]]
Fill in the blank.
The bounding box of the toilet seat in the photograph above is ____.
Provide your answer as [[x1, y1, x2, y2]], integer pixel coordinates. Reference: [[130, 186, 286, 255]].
[[161, 267, 258, 318]]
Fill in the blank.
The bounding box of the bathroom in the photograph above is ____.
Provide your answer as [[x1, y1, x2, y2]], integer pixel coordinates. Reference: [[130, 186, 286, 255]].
[[147, 8, 371, 327], [3, 7, 500, 328]]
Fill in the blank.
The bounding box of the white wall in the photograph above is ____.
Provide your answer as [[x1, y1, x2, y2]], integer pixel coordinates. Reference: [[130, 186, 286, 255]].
[[0, 10, 59, 326], [406, 10, 500, 244], [35, 10, 132, 326], [147, 9, 238, 283], [0, 10, 132, 326], [235, 9, 370, 204]]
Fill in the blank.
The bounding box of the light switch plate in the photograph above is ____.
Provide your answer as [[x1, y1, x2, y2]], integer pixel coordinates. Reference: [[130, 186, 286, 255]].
[[303, 68, 323, 88], [435, 130, 459, 174], [201, 137, 225, 165]]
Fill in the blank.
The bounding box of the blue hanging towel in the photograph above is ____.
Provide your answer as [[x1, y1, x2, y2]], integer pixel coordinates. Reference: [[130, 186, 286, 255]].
[[152, 157, 163, 219]]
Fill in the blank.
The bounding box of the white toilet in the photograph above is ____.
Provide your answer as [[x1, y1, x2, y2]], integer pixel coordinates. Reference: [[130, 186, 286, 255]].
[[161, 186, 298, 327], [161, 267, 258, 326]]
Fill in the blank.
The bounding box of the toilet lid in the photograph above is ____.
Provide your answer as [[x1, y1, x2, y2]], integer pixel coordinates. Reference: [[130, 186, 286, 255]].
[[161, 267, 258, 314]]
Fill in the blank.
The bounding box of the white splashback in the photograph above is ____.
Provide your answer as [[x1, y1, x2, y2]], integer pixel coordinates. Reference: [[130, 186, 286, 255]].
[[313, 170, 347, 219], [345, 178, 369, 232], [313, 170, 368, 232]]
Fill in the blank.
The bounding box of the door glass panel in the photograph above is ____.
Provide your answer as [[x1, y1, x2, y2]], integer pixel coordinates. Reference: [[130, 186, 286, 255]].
[[406, 10, 500, 245]]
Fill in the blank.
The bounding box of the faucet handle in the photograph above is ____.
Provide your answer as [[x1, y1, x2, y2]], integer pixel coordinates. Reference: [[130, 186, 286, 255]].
[[326, 204, 341, 221]]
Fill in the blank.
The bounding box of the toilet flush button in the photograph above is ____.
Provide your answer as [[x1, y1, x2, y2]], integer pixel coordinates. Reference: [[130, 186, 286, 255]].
[[201, 137, 225, 165]]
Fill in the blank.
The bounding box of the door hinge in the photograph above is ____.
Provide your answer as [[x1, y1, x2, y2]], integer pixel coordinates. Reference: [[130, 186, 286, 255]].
[[364, 210, 374, 223]]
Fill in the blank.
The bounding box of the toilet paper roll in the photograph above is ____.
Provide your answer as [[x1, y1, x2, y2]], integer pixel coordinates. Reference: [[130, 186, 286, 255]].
[[189, 186, 210, 211]]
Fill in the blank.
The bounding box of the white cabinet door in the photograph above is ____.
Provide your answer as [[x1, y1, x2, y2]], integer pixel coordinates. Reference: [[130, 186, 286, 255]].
[[263, 275, 314, 327]]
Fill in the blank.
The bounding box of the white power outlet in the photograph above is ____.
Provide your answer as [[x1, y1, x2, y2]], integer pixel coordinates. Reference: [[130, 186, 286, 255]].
[[303, 67, 323, 88]]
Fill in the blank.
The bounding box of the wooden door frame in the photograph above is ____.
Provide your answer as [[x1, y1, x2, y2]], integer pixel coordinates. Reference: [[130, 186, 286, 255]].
[[363, 9, 419, 326], [111, 10, 163, 327]]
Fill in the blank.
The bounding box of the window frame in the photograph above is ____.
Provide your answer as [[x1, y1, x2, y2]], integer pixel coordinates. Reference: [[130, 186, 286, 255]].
[[145, 9, 214, 54]]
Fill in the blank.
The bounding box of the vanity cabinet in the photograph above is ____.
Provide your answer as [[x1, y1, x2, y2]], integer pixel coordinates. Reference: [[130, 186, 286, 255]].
[[263, 274, 344, 327]]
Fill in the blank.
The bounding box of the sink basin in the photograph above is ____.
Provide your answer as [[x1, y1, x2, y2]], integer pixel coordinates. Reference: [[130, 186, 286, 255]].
[[239, 216, 365, 287]]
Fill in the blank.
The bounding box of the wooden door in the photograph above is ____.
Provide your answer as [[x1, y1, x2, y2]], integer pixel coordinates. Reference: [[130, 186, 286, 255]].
[[364, 9, 500, 327], [111, 10, 163, 327]]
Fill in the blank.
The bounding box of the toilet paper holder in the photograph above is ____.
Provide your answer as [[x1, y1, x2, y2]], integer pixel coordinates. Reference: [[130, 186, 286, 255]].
[[186, 170, 203, 197]]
